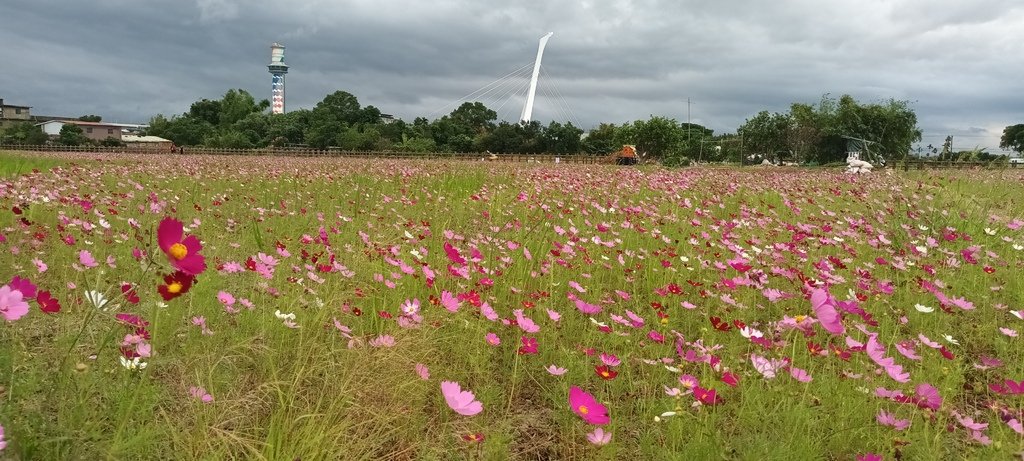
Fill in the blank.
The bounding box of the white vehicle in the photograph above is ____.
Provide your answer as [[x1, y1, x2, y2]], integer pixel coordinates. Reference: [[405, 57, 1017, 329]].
[[1010, 158, 1024, 164]]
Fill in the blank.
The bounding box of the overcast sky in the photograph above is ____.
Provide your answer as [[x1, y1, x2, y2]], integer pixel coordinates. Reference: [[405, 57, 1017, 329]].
[[2, 0, 1021, 152]]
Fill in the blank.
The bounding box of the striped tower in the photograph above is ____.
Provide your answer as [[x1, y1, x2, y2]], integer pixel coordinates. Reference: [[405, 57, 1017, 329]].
[[268, 43, 289, 114]]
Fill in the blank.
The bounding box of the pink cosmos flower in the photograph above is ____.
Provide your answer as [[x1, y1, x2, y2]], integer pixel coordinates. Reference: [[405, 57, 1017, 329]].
[[810, 288, 844, 335], [569, 386, 609, 425], [32, 258, 48, 273], [79, 250, 99, 268], [856, 454, 882, 461], [574, 297, 602, 315], [788, 366, 812, 383], [415, 363, 430, 380], [546, 309, 561, 322], [546, 365, 568, 376], [0, 422, 6, 451], [586, 427, 612, 445], [0, 285, 30, 321], [440, 381, 483, 416], [369, 335, 395, 347], [513, 309, 540, 333], [157, 217, 206, 275], [217, 291, 235, 307], [876, 410, 910, 430], [599, 353, 621, 367], [189, 386, 214, 403], [989, 379, 1024, 395], [485, 332, 501, 346], [440, 291, 460, 312]]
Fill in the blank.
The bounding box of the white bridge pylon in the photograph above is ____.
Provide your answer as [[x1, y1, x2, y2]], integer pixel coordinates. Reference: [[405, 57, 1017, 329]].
[[520, 32, 554, 123]]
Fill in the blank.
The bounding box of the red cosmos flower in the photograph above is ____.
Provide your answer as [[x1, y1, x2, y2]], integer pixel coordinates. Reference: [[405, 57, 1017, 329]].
[[710, 316, 732, 332], [518, 336, 539, 355], [157, 217, 206, 275], [693, 386, 722, 405], [595, 365, 618, 380], [157, 271, 196, 301], [461, 432, 485, 443], [37, 290, 61, 314], [121, 283, 140, 304]]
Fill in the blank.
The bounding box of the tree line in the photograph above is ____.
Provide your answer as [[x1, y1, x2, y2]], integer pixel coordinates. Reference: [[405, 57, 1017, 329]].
[[3, 88, 1022, 164]]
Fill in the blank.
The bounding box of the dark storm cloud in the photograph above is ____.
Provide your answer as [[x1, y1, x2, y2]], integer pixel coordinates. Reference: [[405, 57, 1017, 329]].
[[2, 0, 1021, 151]]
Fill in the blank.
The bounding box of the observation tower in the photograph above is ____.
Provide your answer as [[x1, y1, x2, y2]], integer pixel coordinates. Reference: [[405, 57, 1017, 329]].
[[268, 43, 289, 114]]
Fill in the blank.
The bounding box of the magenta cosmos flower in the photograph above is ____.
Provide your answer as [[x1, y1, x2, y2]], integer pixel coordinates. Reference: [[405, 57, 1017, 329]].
[[569, 386, 609, 425], [157, 217, 206, 275]]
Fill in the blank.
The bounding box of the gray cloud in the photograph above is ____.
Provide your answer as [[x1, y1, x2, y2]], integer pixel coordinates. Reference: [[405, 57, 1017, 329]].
[[1, 0, 1021, 152]]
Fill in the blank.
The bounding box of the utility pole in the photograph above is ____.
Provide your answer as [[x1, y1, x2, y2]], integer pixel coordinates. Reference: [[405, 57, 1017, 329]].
[[687, 98, 692, 143]]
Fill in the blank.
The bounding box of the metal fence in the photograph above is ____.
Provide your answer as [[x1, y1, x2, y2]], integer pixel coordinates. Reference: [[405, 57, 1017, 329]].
[[0, 144, 605, 164]]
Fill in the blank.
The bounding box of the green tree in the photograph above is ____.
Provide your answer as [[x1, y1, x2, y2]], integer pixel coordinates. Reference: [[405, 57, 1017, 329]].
[[450, 102, 497, 134], [58, 124, 89, 146], [146, 115, 213, 146], [188, 99, 222, 126], [314, 91, 362, 125], [540, 121, 583, 154], [832, 95, 920, 163], [737, 111, 792, 162], [219, 89, 268, 127], [0, 122, 48, 145], [99, 136, 124, 147], [232, 112, 271, 147], [78, 115, 102, 122], [267, 109, 310, 146], [617, 116, 685, 159], [204, 130, 253, 148], [1000, 124, 1024, 154], [582, 123, 619, 154]]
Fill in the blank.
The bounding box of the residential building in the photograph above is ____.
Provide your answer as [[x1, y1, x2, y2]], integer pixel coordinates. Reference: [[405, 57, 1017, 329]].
[[37, 120, 123, 142], [0, 98, 33, 129]]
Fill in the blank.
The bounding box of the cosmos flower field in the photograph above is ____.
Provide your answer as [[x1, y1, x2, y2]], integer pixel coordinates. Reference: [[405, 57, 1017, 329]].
[[1, 151, 1023, 460]]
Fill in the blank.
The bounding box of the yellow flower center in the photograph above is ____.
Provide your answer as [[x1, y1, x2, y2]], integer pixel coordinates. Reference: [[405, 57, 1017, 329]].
[[578, 405, 589, 415], [795, 315, 807, 323], [169, 243, 188, 260], [167, 282, 182, 294]]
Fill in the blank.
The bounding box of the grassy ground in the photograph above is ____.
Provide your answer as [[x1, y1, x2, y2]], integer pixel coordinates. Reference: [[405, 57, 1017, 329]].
[[1, 152, 1023, 460]]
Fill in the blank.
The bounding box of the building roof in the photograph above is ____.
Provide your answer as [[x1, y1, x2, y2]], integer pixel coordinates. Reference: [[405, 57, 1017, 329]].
[[123, 135, 171, 143], [35, 120, 135, 128], [1, 104, 31, 109]]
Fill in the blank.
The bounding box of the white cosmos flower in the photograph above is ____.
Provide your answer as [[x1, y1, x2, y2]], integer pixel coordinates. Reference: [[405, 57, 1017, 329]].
[[274, 310, 296, 320], [84, 290, 117, 311], [984, 228, 997, 235], [915, 246, 928, 255], [404, 230, 414, 239], [1013, 244, 1023, 251], [120, 356, 147, 370], [943, 335, 960, 345], [740, 326, 764, 338], [914, 304, 935, 313], [664, 365, 681, 373], [918, 225, 929, 231]]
